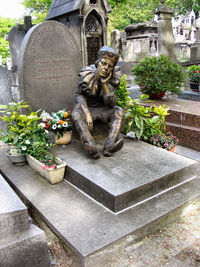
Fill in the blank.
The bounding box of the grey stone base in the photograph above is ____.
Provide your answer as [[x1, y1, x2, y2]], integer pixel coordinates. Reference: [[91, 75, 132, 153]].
[[178, 90, 200, 101], [0, 224, 50, 267], [0, 141, 200, 266]]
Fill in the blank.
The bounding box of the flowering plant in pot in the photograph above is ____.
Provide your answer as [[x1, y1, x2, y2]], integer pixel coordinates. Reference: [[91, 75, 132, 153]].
[[186, 65, 200, 91], [132, 55, 185, 99], [148, 132, 178, 151], [40, 109, 73, 145], [0, 101, 66, 183], [0, 101, 40, 165]]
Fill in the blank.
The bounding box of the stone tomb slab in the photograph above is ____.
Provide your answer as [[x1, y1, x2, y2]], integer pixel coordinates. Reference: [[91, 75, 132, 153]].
[[0, 143, 200, 266], [0, 175, 29, 239], [18, 20, 82, 113], [59, 139, 198, 212]]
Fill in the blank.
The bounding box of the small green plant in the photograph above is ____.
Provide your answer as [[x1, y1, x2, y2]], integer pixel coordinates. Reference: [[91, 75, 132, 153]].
[[132, 54, 185, 95], [124, 95, 170, 140], [0, 101, 56, 167], [116, 75, 130, 109], [186, 65, 200, 84]]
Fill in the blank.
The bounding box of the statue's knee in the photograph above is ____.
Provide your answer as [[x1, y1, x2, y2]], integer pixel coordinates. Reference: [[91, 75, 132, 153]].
[[72, 110, 81, 124], [113, 106, 124, 119]]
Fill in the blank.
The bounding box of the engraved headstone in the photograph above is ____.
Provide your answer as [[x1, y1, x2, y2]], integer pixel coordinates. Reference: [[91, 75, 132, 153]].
[[19, 21, 82, 112]]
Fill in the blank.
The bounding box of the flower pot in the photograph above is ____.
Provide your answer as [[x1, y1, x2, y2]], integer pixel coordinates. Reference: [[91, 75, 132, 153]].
[[189, 82, 199, 92], [166, 146, 176, 152], [148, 92, 165, 99], [6, 145, 27, 165], [26, 154, 66, 184], [55, 131, 72, 145]]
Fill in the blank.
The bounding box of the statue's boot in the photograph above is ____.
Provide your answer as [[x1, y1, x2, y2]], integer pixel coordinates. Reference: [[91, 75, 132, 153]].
[[84, 142, 100, 159], [103, 138, 124, 157]]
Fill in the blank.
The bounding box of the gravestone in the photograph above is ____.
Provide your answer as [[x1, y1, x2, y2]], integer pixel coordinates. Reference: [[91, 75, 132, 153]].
[[0, 66, 12, 131], [19, 20, 82, 113]]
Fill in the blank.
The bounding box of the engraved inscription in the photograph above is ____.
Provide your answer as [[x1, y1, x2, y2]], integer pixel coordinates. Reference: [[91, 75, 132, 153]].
[[35, 58, 74, 82], [29, 25, 52, 57]]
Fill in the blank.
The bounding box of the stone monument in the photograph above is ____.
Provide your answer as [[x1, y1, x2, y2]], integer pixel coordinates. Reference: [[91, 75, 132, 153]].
[[154, 0, 176, 60], [8, 16, 34, 102], [46, 0, 111, 66], [18, 20, 82, 113]]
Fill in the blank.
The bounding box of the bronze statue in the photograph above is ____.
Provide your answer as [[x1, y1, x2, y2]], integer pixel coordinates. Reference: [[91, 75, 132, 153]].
[[72, 46, 124, 159]]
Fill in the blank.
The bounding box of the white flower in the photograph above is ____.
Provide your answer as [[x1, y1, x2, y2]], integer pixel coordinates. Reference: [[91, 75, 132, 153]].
[[40, 110, 52, 120], [25, 140, 30, 145], [21, 146, 27, 151], [63, 122, 68, 127], [39, 122, 46, 128], [52, 124, 57, 130], [45, 130, 49, 134]]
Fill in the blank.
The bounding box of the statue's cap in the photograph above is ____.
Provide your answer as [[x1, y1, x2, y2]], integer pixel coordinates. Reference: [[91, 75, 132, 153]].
[[98, 46, 119, 64]]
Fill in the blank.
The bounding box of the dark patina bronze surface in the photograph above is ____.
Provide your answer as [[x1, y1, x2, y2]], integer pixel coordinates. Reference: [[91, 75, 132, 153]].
[[72, 46, 124, 159]]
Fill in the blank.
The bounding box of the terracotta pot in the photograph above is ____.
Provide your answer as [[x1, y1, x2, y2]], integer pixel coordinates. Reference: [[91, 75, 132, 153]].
[[166, 146, 176, 152], [189, 82, 199, 92], [55, 131, 72, 145], [148, 92, 165, 99]]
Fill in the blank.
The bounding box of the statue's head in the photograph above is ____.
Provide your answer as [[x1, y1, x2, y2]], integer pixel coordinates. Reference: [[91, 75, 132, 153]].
[[95, 46, 119, 78]]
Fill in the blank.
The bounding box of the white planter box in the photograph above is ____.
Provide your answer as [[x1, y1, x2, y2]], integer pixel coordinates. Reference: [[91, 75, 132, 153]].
[[26, 154, 66, 184]]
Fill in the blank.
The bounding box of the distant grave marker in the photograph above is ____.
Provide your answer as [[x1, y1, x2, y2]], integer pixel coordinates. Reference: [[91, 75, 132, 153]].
[[19, 21, 82, 112]]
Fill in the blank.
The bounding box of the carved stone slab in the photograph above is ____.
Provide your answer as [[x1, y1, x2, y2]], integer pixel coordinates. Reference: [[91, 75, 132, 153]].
[[19, 20, 82, 112]]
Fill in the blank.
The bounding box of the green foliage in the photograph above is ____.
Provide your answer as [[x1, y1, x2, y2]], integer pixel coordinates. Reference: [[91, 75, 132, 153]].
[[22, 0, 51, 13], [109, 0, 160, 30], [124, 95, 170, 140], [21, 0, 52, 23], [116, 75, 130, 109], [0, 17, 16, 64], [132, 55, 185, 95], [186, 65, 200, 84], [0, 101, 55, 165]]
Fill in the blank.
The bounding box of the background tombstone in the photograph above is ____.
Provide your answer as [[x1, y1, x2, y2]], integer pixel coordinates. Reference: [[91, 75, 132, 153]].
[[18, 20, 82, 113], [154, 0, 176, 60], [0, 66, 12, 131]]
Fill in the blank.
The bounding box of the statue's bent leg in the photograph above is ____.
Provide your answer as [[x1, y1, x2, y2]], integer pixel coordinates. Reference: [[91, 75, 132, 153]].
[[103, 106, 124, 156], [72, 108, 100, 159]]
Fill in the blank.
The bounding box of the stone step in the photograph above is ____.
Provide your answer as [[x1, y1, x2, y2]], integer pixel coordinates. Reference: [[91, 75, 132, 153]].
[[0, 175, 29, 239], [0, 224, 50, 267], [0, 143, 200, 266], [166, 110, 200, 128], [166, 122, 200, 151], [61, 140, 197, 212]]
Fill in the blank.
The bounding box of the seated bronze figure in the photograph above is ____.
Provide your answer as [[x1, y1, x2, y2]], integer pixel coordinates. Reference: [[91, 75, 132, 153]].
[[72, 46, 124, 159]]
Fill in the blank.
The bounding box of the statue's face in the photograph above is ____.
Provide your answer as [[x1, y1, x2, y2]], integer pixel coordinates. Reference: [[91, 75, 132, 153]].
[[97, 58, 115, 78]]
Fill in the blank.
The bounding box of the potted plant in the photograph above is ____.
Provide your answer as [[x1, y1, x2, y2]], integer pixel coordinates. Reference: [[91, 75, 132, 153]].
[[186, 65, 200, 92], [40, 109, 73, 145], [132, 54, 185, 99], [0, 101, 66, 184], [148, 132, 178, 152], [0, 101, 37, 165]]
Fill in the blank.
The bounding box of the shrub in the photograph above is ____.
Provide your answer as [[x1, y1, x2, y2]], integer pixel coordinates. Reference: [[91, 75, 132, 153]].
[[132, 54, 185, 95]]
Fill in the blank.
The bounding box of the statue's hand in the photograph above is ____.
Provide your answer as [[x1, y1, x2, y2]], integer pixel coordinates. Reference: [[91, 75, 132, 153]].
[[101, 72, 112, 85]]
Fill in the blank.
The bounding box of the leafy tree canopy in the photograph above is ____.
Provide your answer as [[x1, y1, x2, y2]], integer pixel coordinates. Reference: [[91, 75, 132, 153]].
[[0, 17, 16, 64]]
